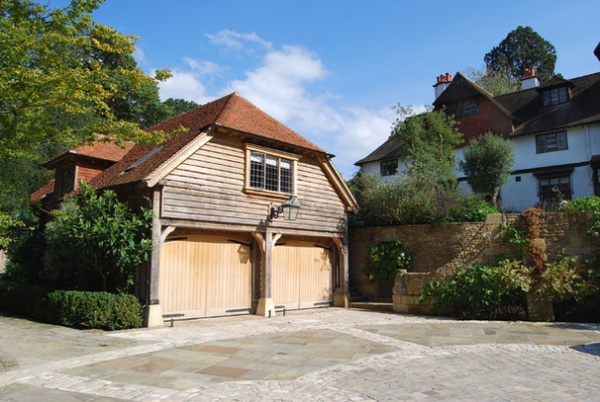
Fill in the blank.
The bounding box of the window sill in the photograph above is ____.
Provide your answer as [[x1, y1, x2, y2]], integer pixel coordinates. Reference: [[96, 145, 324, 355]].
[[243, 188, 291, 201]]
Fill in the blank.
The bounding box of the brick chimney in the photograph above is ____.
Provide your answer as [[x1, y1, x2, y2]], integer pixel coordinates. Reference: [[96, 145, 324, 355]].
[[520, 67, 540, 90], [433, 73, 453, 99]]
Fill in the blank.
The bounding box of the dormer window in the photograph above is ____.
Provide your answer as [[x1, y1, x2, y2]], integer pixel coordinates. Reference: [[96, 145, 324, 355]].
[[542, 86, 569, 106], [447, 97, 478, 118]]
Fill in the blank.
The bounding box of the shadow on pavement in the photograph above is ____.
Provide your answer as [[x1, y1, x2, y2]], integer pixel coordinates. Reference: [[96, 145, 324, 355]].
[[571, 342, 600, 356]]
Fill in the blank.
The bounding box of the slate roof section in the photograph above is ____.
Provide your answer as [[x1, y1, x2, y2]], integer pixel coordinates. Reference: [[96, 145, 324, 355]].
[[495, 72, 600, 138], [90, 92, 327, 190]]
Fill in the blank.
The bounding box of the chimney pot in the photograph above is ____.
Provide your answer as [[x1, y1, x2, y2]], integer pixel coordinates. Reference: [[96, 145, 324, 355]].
[[434, 72, 453, 99], [521, 67, 540, 89]]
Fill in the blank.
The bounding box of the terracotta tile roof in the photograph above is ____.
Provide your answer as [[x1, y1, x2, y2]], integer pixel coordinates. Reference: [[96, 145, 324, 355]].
[[90, 92, 327, 190], [148, 92, 325, 152], [44, 137, 134, 168], [30, 179, 55, 201]]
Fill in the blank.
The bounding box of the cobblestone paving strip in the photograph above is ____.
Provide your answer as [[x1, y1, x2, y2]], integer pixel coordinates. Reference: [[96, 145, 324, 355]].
[[1, 310, 599, 401]]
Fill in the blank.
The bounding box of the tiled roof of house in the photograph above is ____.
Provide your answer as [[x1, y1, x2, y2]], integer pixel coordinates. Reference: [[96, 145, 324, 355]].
[[495, 72, 600, 137], [357, 70, 600, 164], [90, 92, 327, 190], [30, 179, 55, 201], [355, 135, 403, 165], [433, 72, 515, 121], [44, 137, 135, 168]]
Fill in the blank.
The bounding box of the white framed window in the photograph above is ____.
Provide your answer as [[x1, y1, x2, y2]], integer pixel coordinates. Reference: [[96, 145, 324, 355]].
[[536, 131, 567, 153], [245, 145, 298, 195]]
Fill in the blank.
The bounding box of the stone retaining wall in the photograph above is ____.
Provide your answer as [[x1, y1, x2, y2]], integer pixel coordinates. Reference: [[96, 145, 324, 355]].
[[349, 212, 598, 315]]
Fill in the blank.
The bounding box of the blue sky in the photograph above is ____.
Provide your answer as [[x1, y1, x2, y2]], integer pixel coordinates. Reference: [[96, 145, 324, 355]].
[[52, 0, 600, 178]]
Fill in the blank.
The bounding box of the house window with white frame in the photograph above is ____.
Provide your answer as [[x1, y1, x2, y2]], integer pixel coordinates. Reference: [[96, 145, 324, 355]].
[[538, 175, 572, 204], [248, 150, 294, 194], [542, 86, 569, 107], [536, 131, 567, 154], [380, 158, 398, 176]]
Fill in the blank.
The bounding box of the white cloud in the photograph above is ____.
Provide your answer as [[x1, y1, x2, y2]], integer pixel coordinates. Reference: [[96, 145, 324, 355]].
[[182, 58, 224, 76], [154, 31, 402, 178], [158, 69, 210, 104], [331, 107, 395, 178], [206, 30, 272, 52], [226, 45, 341, 132]]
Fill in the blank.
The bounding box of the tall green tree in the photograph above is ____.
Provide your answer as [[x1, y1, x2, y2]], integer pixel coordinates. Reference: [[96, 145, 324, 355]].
[[0, 0, 175, 218], [484, 26, 557, 83], [162, 98, 200, 118], [463, 66, 520, 96], [459, 132, 515, 206], [392, 105, 463, 191]]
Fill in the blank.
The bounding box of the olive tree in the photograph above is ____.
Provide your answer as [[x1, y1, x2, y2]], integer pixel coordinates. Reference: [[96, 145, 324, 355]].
[[459, 132, 515, 206]]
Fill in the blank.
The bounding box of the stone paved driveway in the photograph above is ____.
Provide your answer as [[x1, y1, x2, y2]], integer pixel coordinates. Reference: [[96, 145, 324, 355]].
[[0, 309, 599, 401]]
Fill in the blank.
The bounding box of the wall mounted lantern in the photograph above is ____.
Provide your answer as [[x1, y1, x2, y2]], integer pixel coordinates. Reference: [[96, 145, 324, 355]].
[[270, 195, 301, 221]]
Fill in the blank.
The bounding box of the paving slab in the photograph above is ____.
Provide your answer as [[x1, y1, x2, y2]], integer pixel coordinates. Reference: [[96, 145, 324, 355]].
[[0, 309, 599, 401]]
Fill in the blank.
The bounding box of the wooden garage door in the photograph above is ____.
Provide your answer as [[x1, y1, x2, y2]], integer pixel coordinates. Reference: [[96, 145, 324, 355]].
[[272, 241, 332, 310], [159, 234, 252, 318]]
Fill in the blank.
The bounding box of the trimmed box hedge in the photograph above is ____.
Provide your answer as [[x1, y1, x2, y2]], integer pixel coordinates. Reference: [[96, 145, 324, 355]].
[[0, 281, 142, 330]]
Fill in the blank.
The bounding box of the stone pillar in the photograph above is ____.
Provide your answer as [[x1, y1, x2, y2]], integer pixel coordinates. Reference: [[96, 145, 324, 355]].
[[392, 269, 409, 313]]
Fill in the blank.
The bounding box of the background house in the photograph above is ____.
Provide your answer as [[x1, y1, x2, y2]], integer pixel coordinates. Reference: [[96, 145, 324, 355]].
[[37, 93, 358, 326], [357, 54, 600, 211]]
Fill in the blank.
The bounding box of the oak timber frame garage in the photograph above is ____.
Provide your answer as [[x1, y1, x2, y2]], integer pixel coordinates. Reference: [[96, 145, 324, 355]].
[[88, 93, 358, 326]]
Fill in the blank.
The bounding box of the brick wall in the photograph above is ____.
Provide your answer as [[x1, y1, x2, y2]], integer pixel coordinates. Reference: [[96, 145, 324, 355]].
[[349, 212, 598, 313]]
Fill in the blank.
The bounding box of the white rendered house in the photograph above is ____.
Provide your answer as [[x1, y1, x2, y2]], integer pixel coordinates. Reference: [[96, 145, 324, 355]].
[[357, 62, 600, 211]]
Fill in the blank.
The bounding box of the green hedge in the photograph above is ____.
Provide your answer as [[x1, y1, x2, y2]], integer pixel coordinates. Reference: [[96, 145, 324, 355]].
[[0, 282, 142, 330]]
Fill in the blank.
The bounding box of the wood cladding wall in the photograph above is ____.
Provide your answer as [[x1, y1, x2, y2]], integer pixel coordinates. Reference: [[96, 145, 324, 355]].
[[160, 134, 348, 234]]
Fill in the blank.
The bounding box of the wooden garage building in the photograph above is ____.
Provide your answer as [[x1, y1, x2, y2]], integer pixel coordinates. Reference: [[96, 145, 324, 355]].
[[88, 92, 358, 326]]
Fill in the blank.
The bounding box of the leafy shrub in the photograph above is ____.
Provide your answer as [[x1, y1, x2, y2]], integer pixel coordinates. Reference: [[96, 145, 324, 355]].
[[0, 278, 52, 320], [421, 260, 531, 319], [43, 182, 153, 293], [562, 196, 600, 238], [363, 240, 412, 282], [46, 291, 142, 330], [538, 257, 598, 302], [348, 173, 498, 227], [0, 278, 142, 330]]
